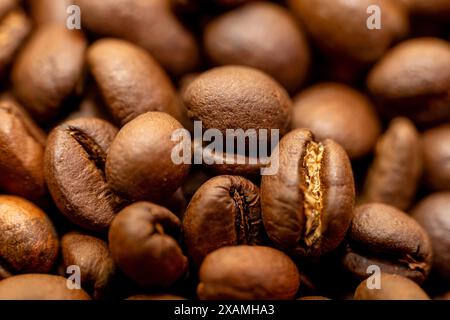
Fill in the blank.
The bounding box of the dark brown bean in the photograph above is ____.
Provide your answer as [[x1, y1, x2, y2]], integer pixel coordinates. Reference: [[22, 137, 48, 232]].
[[368, 38, 450, 127], [363, 118, 422, 210], [45, 118, 122, 232], [291, 83, 381, 159], [198, 246, 300, 300], [261, 129, 355, 258], [28, 0, 72, 27], [0, 9, 31, 75], [184, 65, 292, 137], [183, 175, 265, 265], [12, 25, 87, 121], [422, 124, 450, 190], [61, 231, 116, 299], [204, 2, 310, 92], [0, 195, 58, 278], [289, 0, 408, 63], [0, 274, 90, 300], [109, 202, 188, 287], [354, 273, 430, 300], [75, 0, 199, 76], [412, 192, 450, 282], [342, 203, 433, 283], [87, 39, 183, 126], [106, 112, 190, 203], [0, 100, 47, 203]]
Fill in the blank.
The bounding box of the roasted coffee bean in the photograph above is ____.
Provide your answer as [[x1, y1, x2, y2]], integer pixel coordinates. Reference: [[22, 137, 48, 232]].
[[12, 25, 86, 121], [198, 246, 300, 300], [0, 100, 47, 203], [422, 124, 450, 190], [184, 66, 291, 175], [342, 203, 433, 283], [0, 274, 90, 300], [106, 112, 190, 203], [412, 192, 450, 282], [45, 118, 121, 232], [184, 65, 292, 137], [354, 273, 430, 300], [87, 39, 183, 126], [125, 294, 186, 300], [204, 2, 310, 92], [28, 0, 72, 27], [368, 38, 450, 126], [0, 9, 30, 75], [0, 195, 58, 278], [61, 231, 115, 299], [289, 0, 408, 63], [75, 0, 199, 76], [363, 118, 422, 210], [183, 175, 265, 265], [261, 129, 355, 258], [109, 202, 188, 287], [291, 83, 381, 159]]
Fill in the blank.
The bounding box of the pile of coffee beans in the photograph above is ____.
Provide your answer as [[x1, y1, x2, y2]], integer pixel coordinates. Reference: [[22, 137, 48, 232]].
[[0, 0, 449, 300]]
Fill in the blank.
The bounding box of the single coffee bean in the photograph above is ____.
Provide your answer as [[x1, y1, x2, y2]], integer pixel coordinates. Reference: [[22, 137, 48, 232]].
[[289, 0, 408, 63], [204, 2, 310, 92], [0, 9, 30, 75], [261, 129, 355, 258], [0, 100, 47, 203], [12, 25, 86, 122], [412, 192, 450, 282], [61, 231, 116, 299], [0, 195, 58, 278], [28, 0, 73, 27], [75, 0, 199, 76], [367, 38, 450, 126], [354, 273, 430, 300], [198, 245, 300, 300], [106, 112, 190, 202], [45, 118, 122, 232], [125, 294, 186, 300], [0, 274, 90, 300], [422, 124, 450, 190], [291, 83, 381, 159], [184, 65, 292, 137], [342, 203, 433, 283], [109, 202, 188, 287], [363, 117, 422, 210], [87, 39, 183, 126], [184, 66, 291, 175], [183, 175, 265, 265]]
